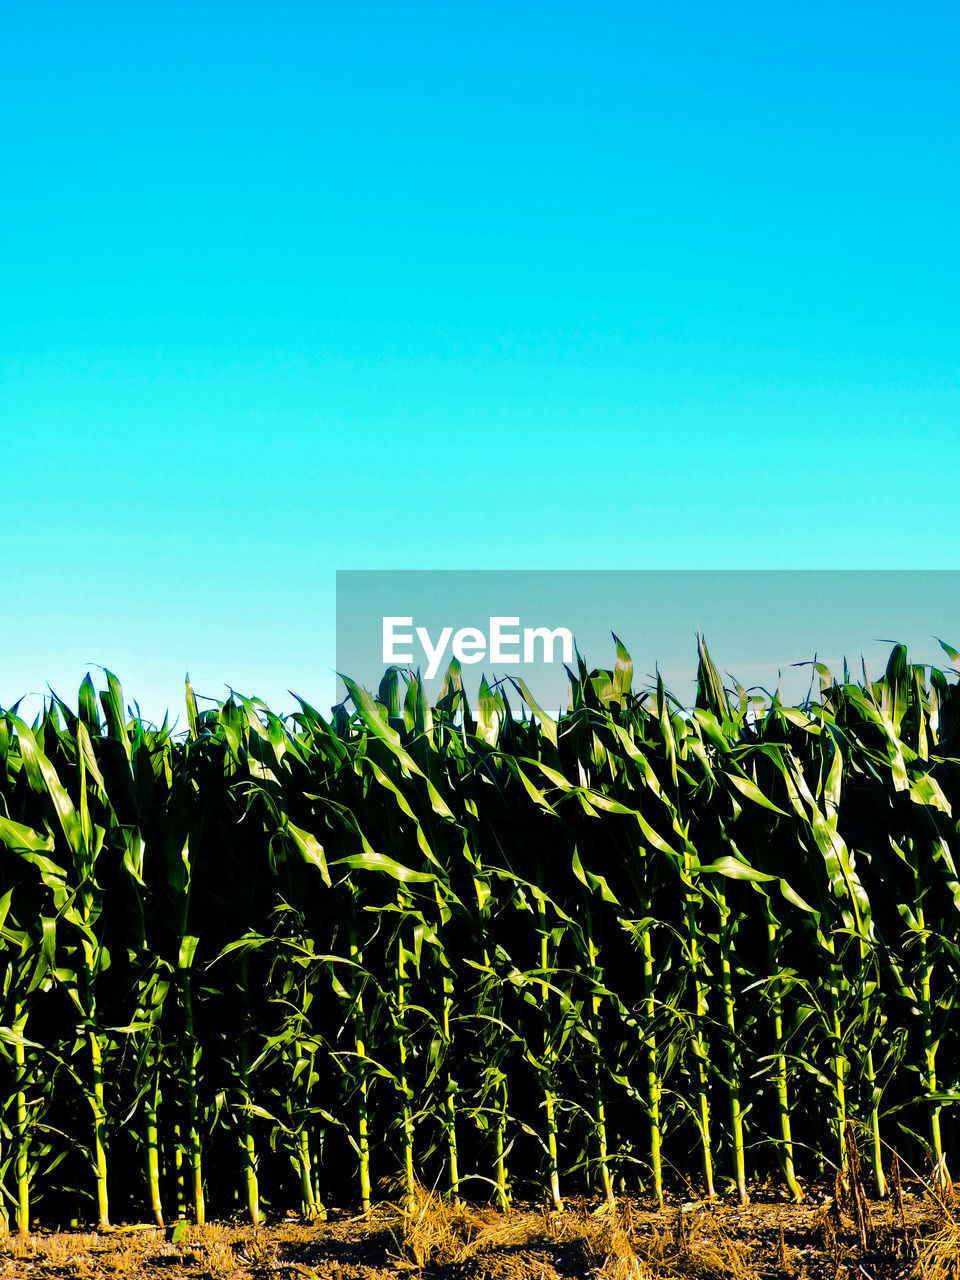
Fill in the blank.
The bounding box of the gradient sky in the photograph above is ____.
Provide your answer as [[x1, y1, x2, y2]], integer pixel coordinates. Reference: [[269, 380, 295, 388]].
[[4, 1, 959, 723]]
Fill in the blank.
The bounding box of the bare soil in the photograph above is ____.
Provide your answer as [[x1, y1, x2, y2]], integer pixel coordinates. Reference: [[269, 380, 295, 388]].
[[0, 1188, 953, 1280]]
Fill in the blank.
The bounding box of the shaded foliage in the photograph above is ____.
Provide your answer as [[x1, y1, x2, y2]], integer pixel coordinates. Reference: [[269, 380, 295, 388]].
[[0, 638, 959, 1228]]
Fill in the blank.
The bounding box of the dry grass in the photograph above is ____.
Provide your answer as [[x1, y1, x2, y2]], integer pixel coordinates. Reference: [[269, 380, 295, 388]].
[[397, 1183, 759, 1280], [399, 1182, 471, 1267], [578, 1200, 652, 1280], [658, 1207, 756, 1280], [399, 1181, 537, 1268], [914, 1217, 960, 1280], [0, 1184, 949, 1280]]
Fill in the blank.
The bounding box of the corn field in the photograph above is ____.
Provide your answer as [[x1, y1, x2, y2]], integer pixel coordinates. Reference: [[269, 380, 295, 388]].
[[1, 636, 959, 1232]]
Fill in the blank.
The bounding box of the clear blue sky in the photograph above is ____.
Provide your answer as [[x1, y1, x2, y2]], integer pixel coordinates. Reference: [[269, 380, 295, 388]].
[[4, 2, 959, 721]]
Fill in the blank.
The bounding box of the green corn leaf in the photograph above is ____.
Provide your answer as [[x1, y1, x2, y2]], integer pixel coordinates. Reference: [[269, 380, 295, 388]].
[[331, 852, 438, 884]]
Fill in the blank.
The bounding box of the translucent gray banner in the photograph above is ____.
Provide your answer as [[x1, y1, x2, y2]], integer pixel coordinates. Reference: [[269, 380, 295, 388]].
[[335, 570, 960, 715]]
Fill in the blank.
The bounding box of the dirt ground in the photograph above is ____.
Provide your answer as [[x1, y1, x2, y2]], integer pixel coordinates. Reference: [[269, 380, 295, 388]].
[[0, 1186, 954, 1280]]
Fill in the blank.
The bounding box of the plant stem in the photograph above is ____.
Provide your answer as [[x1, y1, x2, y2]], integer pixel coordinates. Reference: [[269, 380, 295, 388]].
[[717, 887, 748, 1204], [765, 911, 802, 1202], [297, 1127, 320, 1219], [180, 971, 205, 1225], [641, 928, 663, 1207], [348, 925, 372, 1213], [240, 958, 260, 1227], [396, 934, 415, 1212], [538, 899, 562, 1211], [585, 929, 613, 1202], [682, 851, 714, 1198], [88, 1027, 110, 1229], [917, 906, 949, 1188], [145, 1064, 164, 1227], [173, 1120, 186, 1219], [13, 1009, 30, 1236], [495, 1076, 509, 1211], [827, 965, 846, 1171], [442, 968, 461, 1206]]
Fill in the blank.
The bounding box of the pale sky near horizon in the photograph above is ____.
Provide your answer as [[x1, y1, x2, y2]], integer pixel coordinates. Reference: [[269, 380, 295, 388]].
[[4, 2, 959, 723]]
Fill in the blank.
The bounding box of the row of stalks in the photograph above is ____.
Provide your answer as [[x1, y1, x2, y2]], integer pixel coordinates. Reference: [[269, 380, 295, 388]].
[[0, 637, 959, 1229]]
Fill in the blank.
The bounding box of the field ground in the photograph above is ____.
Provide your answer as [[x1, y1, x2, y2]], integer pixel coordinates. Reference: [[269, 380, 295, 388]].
[[0, 1186, 955, 1280]]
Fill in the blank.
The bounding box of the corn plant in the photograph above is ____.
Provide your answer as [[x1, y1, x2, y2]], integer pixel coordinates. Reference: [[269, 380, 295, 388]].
[[0, 638, 958, 1222]]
